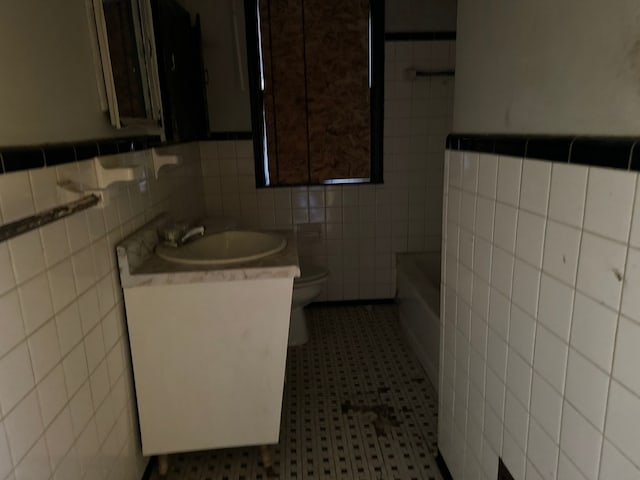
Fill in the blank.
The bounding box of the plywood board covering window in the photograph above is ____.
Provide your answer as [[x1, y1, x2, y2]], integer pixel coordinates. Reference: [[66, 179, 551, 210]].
[[255, 0, 373, 185]]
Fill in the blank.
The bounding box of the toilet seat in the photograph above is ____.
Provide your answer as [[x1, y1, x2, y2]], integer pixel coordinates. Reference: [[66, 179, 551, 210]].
[[295, 264, 328, 286]]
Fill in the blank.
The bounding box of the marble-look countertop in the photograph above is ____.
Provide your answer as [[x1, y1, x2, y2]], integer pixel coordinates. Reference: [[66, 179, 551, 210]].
[[117, 214, 300, 288]]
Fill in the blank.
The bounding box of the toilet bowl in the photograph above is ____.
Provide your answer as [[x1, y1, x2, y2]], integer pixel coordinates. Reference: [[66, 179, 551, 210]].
[[289, 264, 329, 346]]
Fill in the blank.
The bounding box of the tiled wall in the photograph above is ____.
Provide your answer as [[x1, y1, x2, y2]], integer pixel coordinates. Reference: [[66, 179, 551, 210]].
[[200, 40, 455, 300], [438, 150, 640, 479], [0, 143, 204, 480]]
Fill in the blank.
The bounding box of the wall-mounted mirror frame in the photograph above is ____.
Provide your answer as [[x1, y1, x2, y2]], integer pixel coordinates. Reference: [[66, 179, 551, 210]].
[[244, 0, 384, 187], [89, 0, 164, 132]]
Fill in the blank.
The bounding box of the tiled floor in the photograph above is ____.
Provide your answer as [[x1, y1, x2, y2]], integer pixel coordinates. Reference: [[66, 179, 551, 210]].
[[150, 304, 441, 480]]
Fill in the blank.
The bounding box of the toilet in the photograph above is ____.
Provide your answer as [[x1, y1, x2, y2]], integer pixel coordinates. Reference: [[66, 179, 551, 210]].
[[288, 264, 329, 346]]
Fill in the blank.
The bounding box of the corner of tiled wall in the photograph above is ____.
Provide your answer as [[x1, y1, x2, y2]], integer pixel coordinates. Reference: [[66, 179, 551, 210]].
[[439, 148, 640, 479], [0, 142, 205, 480]]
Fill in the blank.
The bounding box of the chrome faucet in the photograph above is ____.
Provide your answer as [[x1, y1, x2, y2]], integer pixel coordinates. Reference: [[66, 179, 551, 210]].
[[180, 226, 205, 245]]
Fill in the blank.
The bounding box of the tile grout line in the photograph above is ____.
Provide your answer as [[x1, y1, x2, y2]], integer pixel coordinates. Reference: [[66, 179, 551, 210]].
[[554, 164, 590, 480]]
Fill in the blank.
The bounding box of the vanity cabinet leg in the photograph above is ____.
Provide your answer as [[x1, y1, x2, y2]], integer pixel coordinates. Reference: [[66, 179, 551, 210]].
[[260, 445, 276, 476], [158, 454, 169, 476]]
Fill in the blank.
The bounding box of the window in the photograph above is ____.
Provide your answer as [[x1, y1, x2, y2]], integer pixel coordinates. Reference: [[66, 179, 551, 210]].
[[245, 0, 384, 186]]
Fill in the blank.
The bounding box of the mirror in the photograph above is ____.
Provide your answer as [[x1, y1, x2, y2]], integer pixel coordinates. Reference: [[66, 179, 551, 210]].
[[91, 0, 163, 129]]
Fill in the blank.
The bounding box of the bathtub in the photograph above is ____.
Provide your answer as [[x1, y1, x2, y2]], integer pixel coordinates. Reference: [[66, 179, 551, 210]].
[[396, 252, 441, 392]]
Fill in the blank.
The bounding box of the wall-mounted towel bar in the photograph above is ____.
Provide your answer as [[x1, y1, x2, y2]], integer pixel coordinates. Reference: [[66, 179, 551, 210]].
[[0, 194, 99, 243], [404, 67, 455, 80]]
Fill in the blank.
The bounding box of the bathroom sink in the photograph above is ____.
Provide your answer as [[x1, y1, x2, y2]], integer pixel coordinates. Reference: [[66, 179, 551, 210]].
[[155, 230, 287, 266]]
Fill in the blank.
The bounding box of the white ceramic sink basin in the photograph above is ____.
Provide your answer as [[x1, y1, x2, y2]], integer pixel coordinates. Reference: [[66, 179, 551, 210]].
[[156, 230, 287, 266]]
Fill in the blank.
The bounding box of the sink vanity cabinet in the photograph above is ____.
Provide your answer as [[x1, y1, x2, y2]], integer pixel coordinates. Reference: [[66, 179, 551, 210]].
[[116, 215, 299, 458]]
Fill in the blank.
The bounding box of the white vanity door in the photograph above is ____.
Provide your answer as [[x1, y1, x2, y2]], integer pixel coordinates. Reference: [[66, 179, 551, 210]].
[[124, 276, 293, 455]]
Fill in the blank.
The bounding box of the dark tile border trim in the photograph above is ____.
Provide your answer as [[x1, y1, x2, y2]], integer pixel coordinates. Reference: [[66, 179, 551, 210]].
[[385, 31, 456, 41], [0, 135, 162, 175], [207, 131, 253, 141], [447, 133, 640, 171], [435, 449, 453, 480], [308, 298, 396, 308]]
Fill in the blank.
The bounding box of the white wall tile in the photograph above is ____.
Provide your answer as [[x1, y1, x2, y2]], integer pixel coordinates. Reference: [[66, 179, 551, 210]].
[[537, 273, 574, 343], [45, 407, 74, 471], [462, 152, 479, 192], [543, 220, 581, 286], [570, 293, 617, 372], [526, 462, 545, 480], [47, 260, 76, 314], [527, 419, 559, 479], [548, 163, 588, 228], [0, 421, 13, 479], [14, 436, 50, 480], [27, 319, 61, 382], [18, 272, 54, 334], [509, 306, 535, 364], [0, 171, 35, 223], [515, 211, 546, 267], [470, 313, 488, 359], [484, 402, 504, 453], [473, 237, 492, 282], [560, 402, 603, 480], [62, 343, 88, 397], [620, 247, 640, 323], [68, 383, 93, 436], [577, 233, 627, 310], [38, 222, 70, 269], [506, 349, 532, 408], [530, 372, 563, 443], [55, 303, 82, 357], [629, 177, 640, 249], [488, 287, 510, 339], [520, 160, 551, 216], [0, 290, 25, 358], [474, 196, 495, 241], [9, 230, 46, 285], [0, 143, 204, 480], [0, 243, 16, 296], [36, 365, 68, 427], [605, 381, 640, 466], [512, 259, 541, 317], [460, 192, 476, 232], [503, 429, 527, 479], [477, 153, 498, 199], [441, 151, 640, 480], [494, 203, 518, 253], [612, 316, 640, 398], [599, 440, 640, 480], [497, 156, 522, 206], [557, 453, 588, 480], [564, 349, 609, 431], [533, 325, 568, 392], [4, 390, 44, 465], [485, 366, 506, 419], [89, 362, 109, 409], [459, 229, 474, 269], [583, 167, 636, 242], [491, 247, 514, 296], [0, 343, 35, 414]]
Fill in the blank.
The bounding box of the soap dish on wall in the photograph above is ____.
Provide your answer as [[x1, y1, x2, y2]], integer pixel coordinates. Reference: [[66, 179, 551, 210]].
[[57, 149, 151, 207], [152, 148, 182, 178]]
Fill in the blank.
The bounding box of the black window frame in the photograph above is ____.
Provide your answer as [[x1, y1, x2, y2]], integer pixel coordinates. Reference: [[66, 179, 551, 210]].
[[243, 0, 384, 187]]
